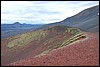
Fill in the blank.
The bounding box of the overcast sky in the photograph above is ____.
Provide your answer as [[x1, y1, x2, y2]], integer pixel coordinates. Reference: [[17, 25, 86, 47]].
[[1, 1, 99, 24]]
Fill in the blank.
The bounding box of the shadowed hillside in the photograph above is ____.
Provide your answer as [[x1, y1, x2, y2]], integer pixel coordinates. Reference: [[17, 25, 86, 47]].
[[39, 5, 99, 32]]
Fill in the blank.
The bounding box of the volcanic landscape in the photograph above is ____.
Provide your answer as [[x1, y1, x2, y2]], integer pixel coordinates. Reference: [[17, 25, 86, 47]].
[[1, 4, 99, 66]]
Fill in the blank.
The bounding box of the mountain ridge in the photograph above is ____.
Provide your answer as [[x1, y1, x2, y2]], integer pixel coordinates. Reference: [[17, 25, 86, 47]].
[[1, 26, 87, 66], [1, 23, 44, 38], [39, 5, 99, 32]]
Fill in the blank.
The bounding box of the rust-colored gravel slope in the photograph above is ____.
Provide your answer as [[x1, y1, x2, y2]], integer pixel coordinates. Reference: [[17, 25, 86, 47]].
[[9, 32, 99, 66]]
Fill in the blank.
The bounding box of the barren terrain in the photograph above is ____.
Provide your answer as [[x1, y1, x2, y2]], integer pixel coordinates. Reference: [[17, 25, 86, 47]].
[[9, 32, 99, 66]]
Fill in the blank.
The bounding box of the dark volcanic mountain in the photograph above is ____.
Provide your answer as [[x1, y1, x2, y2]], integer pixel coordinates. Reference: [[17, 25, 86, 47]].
[[13, 22, 21, 25], [41, 5, 99, 32]]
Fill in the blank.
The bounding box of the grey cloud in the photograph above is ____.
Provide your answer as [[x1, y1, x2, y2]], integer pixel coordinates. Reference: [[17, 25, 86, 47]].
[[68, 1, 84, 4], [1, 10, 15, 14], [46, 19, 61, 21], [79, 2, 99, 7], [1, 1, 99, 24], [36, 10, 62, 15]]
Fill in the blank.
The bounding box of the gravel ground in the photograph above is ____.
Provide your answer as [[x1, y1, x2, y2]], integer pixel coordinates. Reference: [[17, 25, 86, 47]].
[[9, 32, 99, 66]]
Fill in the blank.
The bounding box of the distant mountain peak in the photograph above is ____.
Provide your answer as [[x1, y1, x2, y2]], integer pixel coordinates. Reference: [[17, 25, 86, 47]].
[[13, 22, 21, 25]]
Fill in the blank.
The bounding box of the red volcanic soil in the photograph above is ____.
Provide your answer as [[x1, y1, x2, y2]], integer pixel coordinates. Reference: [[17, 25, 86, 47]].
[[9, 32, 99, 66], [1, 40, 48, 66]]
